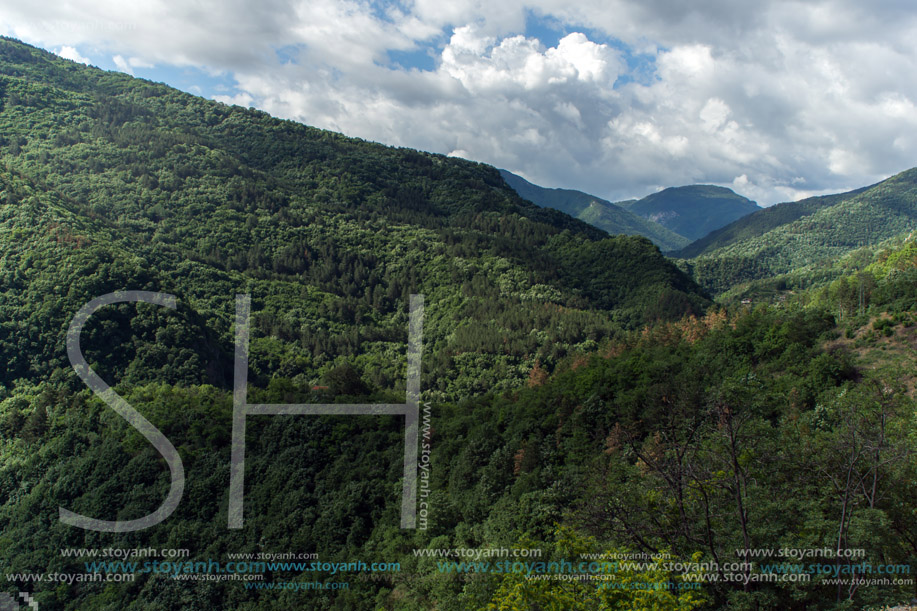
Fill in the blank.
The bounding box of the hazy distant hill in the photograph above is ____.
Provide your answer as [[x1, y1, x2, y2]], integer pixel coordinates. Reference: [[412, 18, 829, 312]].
[[620, 184, 760, 241], [499, 170, 691, 251], [682, 168, 917, 293]]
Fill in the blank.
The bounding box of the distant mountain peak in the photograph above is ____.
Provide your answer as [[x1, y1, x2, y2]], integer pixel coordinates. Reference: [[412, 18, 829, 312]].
[[676, 166, 917, 294], [622, 184, 760, 241], [498, 170, 691, 252]]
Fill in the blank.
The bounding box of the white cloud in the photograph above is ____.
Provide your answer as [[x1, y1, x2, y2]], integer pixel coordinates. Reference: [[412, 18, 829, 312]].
[[112, 54, 131, 74], [549, 33, 613, 82], [700, 98, 730, 132], [3, 0, 917, 205], [441, 30, 621, 93], [128, 56, 153, 69], [112, 54, 133, 74], [111, 54, 153, 75], [55, 45, 91, 64], [212, 91, 255, 108]]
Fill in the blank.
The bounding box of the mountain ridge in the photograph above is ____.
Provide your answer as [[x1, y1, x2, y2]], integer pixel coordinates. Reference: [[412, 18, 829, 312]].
[[498, 169, 691, 251], [682, 167, 917, 294], [673, 185, 873, 258], [0, 36, 710, 400], [621, 184, 761, 241]]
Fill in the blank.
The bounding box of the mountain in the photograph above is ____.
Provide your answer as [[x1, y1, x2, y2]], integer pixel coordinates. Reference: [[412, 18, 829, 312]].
[[0, 36, 716, 608], [620, 184, 760, 241], [499, 170, 690, 251], [674, 186, 872, 259], [682, 168, 917, 294], [0, 37, 710, 400]]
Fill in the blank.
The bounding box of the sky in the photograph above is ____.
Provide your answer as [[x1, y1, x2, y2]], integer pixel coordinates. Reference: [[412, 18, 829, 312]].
[[2, 1, 917, 206]]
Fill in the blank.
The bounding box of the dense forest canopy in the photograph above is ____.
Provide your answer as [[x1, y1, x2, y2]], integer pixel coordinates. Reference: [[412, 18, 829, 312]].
[[0, 36, 709, 401]]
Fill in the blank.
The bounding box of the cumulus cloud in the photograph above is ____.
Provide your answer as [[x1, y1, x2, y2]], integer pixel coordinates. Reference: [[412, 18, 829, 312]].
[[3, 0, 917, 205], [442, 29, 621, 92]]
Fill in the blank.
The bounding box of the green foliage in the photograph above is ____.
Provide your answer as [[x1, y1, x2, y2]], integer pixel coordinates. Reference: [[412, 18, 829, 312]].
[[487, 527, 707, 610], [319, 362, 371, 396]]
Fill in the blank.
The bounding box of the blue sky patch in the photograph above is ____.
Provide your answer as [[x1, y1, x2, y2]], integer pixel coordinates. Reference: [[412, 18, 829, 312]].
[[274, 44, 305, 65], [386, 46, 437, 72]]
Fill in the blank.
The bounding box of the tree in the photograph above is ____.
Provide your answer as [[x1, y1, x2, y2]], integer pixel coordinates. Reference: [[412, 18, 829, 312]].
[[320, 363, 371, 397], [488, 527, 707, 611], [21, 404, 47, 442]]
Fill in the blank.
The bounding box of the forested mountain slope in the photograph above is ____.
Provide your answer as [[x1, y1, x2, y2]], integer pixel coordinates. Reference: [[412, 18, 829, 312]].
[[3, 36, 914, 611], [682, 168, 917, 294], [0, 36, 708, 402], [0, 36, 716, 610], [674, 186, 872, 259]]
